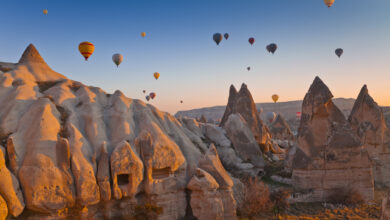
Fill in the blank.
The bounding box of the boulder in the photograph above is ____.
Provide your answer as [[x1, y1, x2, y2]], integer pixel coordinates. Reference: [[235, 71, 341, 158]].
[[348, 85, 390, 187], [187, 168, 224, 220], [292, 77, 374, 202], [269, 114, 294, 141]]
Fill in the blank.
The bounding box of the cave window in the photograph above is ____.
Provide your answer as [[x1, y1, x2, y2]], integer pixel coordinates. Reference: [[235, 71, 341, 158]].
[[117, 174, 129, 185]]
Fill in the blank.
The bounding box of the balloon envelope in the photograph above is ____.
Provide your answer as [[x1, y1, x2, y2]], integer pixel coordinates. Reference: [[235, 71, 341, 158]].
[[112, 53, 123, 67], [149, 92, 156, 99], [43, 9, 48, 15], [141, 32, 146, 38], [224, 33, 229, 40], [335, 48, 343, 58], [146, 95, 150, 101], [180, 100, 183, 104], [324, 0, 335, 7], [248, 37, 255, 45], [272, 94, 279, 103], [143, 90, 146, 93], [78, 42, 95, 61], [213, 33, 223, 45], [266, 43, 278, 54], [247, 67, 250, 71], [266, 112, 277, 123], [154, 72, 160, 80]]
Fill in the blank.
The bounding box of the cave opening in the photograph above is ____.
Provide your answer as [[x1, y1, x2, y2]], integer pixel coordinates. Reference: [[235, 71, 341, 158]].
[[117, 174, 129, 185]]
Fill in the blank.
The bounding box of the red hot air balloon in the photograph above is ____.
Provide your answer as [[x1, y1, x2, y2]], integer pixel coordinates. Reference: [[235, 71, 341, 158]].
[[248, 37, 255, 45], [149, 92, 156, 99], [296, 112, 301, 119]]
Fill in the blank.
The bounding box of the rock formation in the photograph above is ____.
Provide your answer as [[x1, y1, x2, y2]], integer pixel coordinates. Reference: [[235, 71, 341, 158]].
[[269, 114, 294, 141], [0, 44, 234, 219], [291, 77, 374, 202], [382, 193, 390, 220], [187, 168, 224, 220], [348, 85, 390, 187], [220, 83, 273, 152]]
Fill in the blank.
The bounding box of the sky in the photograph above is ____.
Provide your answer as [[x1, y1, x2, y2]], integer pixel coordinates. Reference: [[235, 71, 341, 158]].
[[0, 0, 389, 114]]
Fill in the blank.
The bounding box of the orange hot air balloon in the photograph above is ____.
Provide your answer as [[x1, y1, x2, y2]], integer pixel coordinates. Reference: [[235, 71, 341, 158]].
[[43, 9, 48, 15], [272, 94, 279, 103], [324, 0, 335, 8], [79, 42, 95, 61], [153, 72, 160, 80], [141, 32, 146, 38]]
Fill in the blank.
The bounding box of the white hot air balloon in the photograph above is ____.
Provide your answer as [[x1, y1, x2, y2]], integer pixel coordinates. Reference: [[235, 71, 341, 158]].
[[112, 53, 123, 67], [266, 112, 277, 123]]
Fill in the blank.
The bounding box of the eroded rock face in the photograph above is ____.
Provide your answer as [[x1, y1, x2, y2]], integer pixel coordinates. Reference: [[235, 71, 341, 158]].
[[187, 168, 224, 220], [0, 195, 7, 220], [110, 140, 144, 200], [0, 44, 237, 219], [382, 193, 390, 220], [0, 146, 25, 217], [292, 77, 374, 202], [220, 84, 272, 152], [269, 114, 294, 141], [224, 114, 265, 170], [348, 85, 390, 187]]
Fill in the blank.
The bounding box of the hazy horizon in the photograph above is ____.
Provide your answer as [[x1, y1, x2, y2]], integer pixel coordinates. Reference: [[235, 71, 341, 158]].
[[1, 0, 389, 114]]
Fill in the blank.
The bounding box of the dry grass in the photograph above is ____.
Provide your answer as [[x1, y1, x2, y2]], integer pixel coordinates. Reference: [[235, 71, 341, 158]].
[[239, 177, 273, 218], [326, 187, 364, 205]]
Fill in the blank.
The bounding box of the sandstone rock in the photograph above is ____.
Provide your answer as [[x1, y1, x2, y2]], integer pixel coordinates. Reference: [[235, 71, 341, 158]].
[[187, 168, 224, 220], [220, 83, 272, 151], [224, 114, 265, 169], [0, 195, 7, 220], [292, 77, 374, 202], [382, 193, 390, 220], [269, 114, 294, 141], [97, 143, 111, 201], [199, 144, 236, 220], [110, 140, 143, 199], [199, 115, 207, 123], [0, 146, 25, 217], [348, 85, 390, 187]]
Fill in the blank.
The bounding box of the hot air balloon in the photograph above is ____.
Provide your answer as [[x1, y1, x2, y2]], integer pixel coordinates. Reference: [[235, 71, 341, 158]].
[[150, 92, 156, 99], [112, 53, 123, 67], [266, 112, 277, 123], [141, 32, 146, 38], [272, 94, 279, 103], [213, 33, 223, 45], [324, 0, 335, 8], [247, 67, 251, 71], [180, 100, 183, 104], [296, 112, 301, 119], [43, 9, 48, 15], [78, 42, 95, 61], [248, 37, 255, 45], [224, 33, 229, 40], [143, 90, 146, 93], [146, 95, 150, 101], [153, 72, 160, 80], [335, 48, 343, 58], [266, 43, 278, 54]]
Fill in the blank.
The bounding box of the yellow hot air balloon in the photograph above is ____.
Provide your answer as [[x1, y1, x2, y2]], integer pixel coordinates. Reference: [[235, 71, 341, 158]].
[[43, 9, 48, 15], [141, 32, 146, 38], [154, 72, 160, 80], [78, 42, 95, 61], [272, 94, 279, 103], [324, 0, 335, 8]]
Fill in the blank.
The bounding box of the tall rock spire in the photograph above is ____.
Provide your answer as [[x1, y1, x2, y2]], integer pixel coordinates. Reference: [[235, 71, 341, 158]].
[[18, 44, 47, 64]]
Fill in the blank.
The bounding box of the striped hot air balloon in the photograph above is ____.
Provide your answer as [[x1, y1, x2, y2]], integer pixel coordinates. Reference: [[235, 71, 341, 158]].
[[78, 42, 95, 61]]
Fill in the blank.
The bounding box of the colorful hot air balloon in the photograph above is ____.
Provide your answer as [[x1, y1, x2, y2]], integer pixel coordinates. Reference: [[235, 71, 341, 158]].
[[266, 112, 277, 123], [224, 33, 229, 40], [247, 67, 251, 71], [112, 53, 123, 67], [213, 33, 223, 45], [335, 48, 343, 58], [266, 43, 278, 54], [43, 9, 48, 15], [248, 37, 255, 45], [141, 32, 146, 38], [153, 72, 160, 80], [150, 92, 156, 99], [272, 94, 279, 103], [324, 0, 335, 8], [78, 42, 95, 61], [146, 95, 150, 101], [143, 90, 146, 93]]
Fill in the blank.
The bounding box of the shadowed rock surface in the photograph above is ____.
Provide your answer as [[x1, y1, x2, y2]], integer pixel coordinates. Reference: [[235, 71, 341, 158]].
[[291, 77, 374, 202], [348, 85, 390, 187], [269, 114, 294, 141]]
